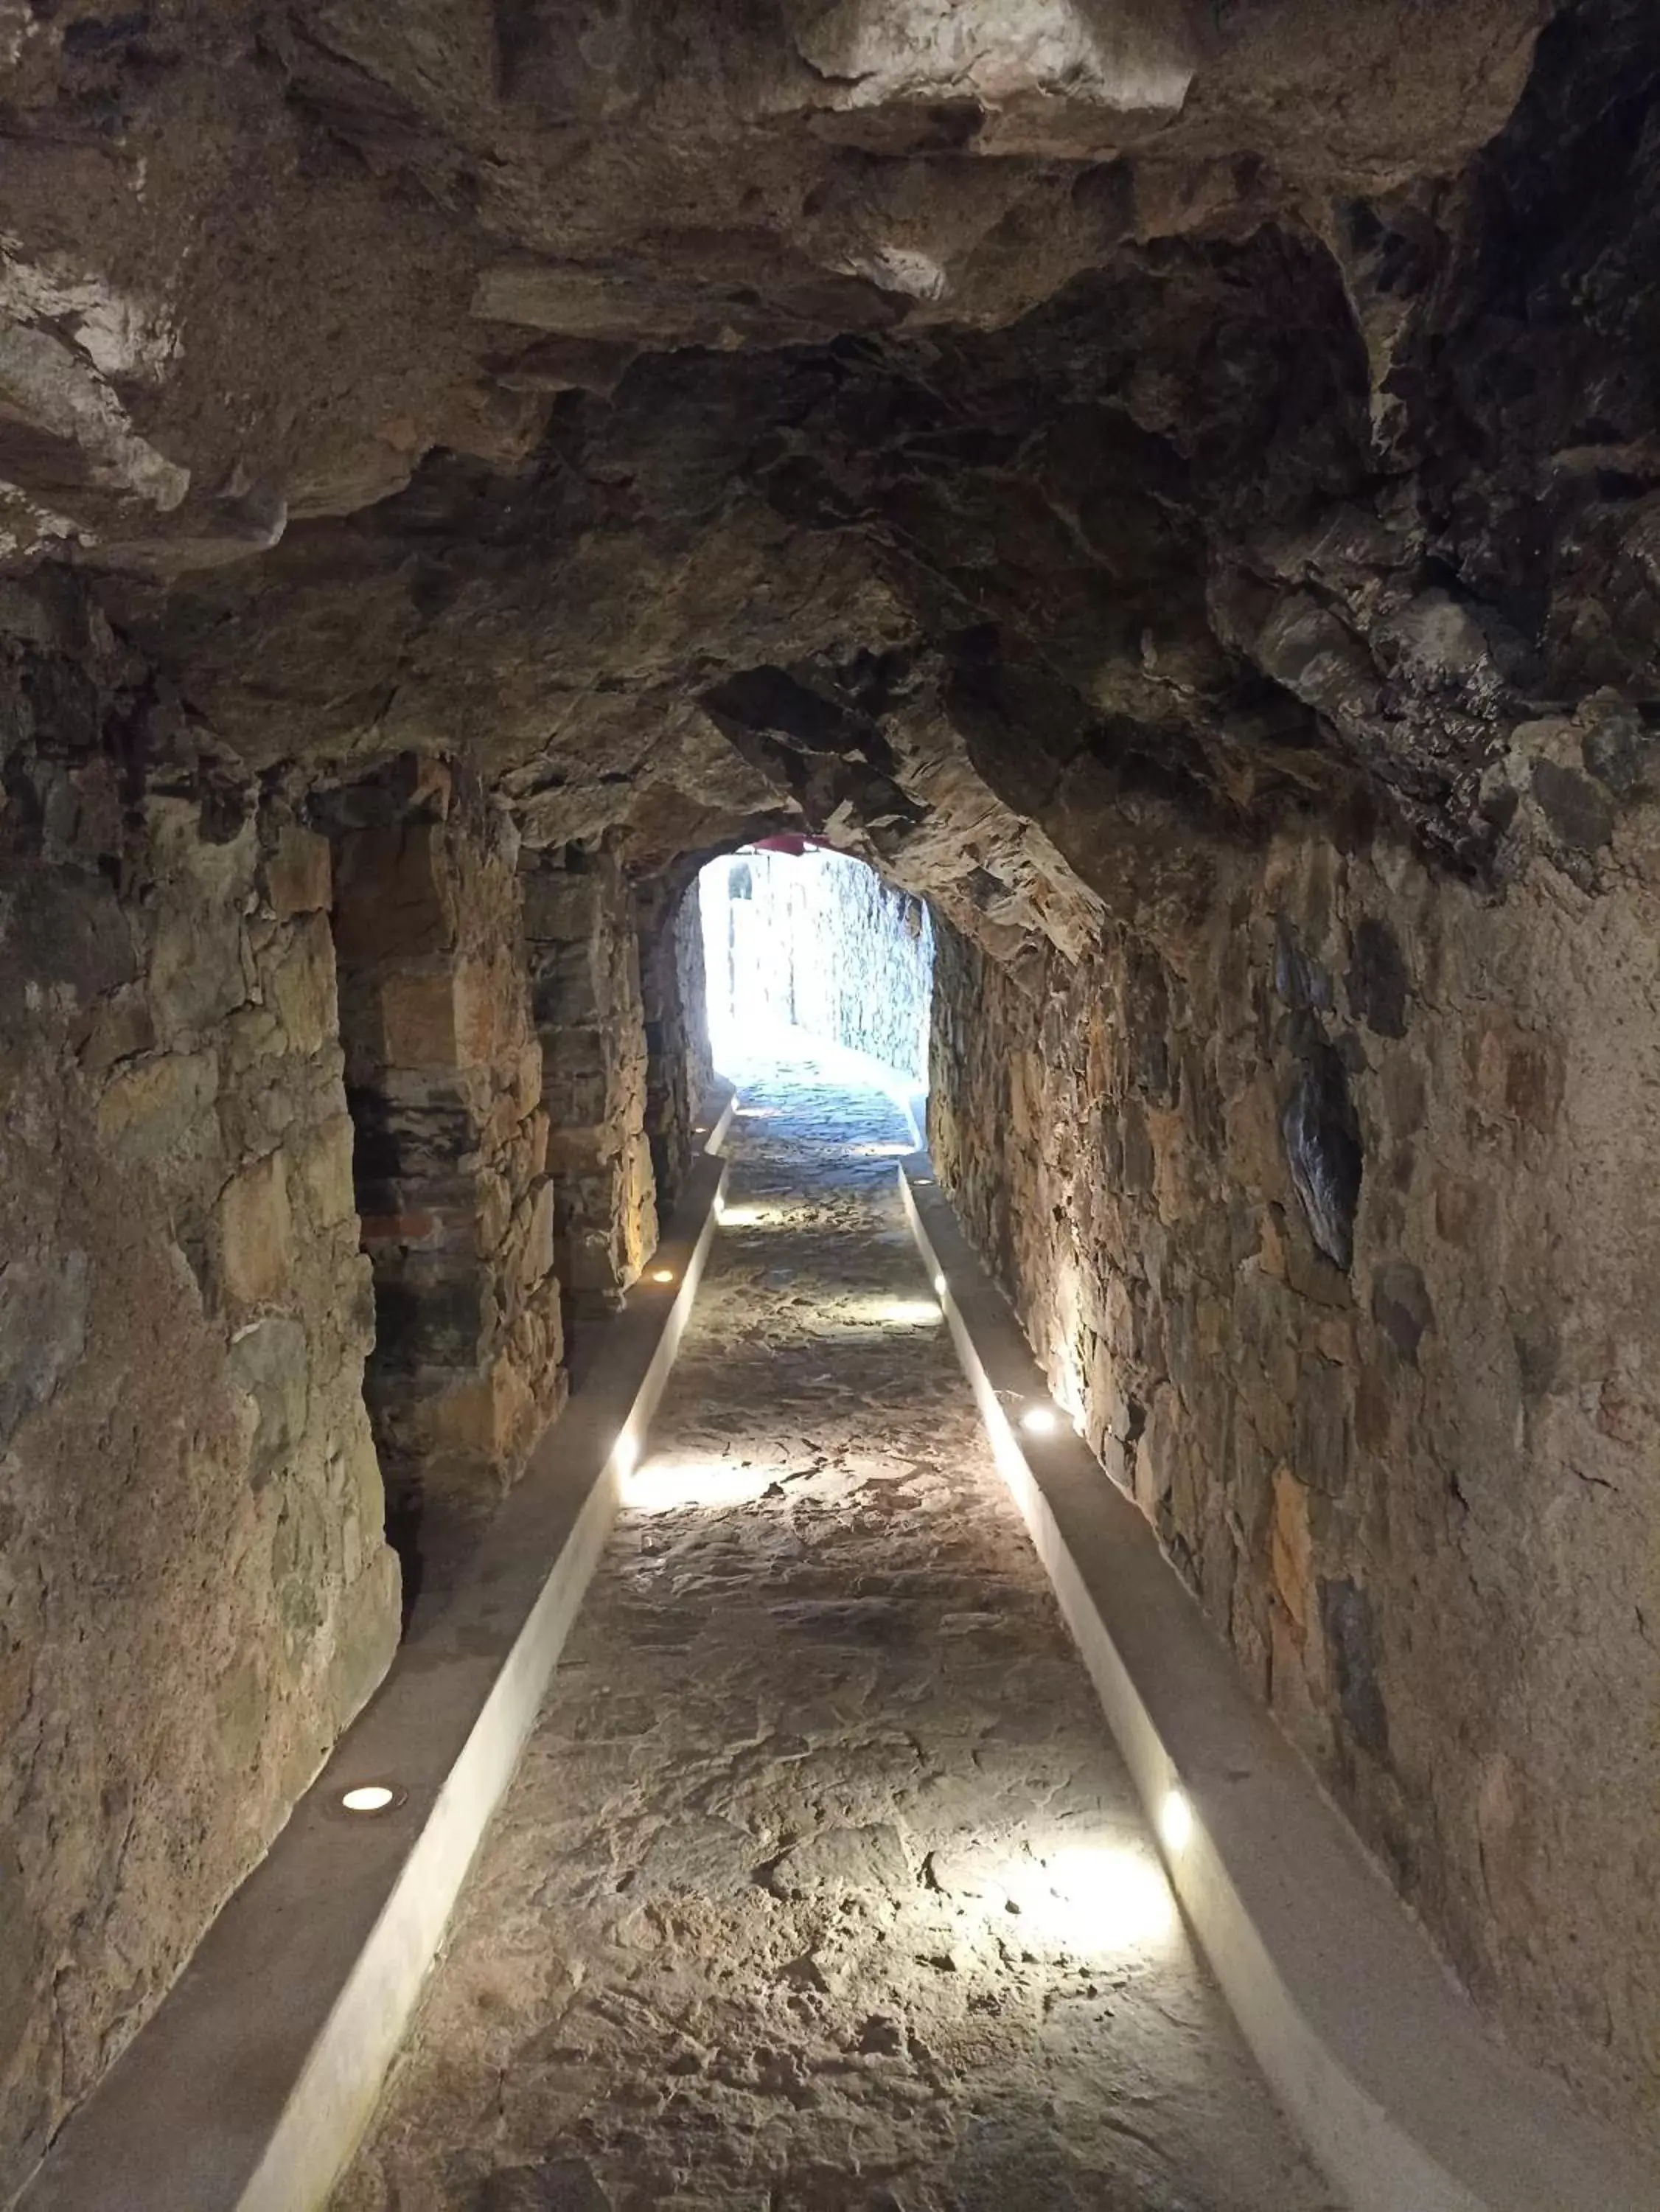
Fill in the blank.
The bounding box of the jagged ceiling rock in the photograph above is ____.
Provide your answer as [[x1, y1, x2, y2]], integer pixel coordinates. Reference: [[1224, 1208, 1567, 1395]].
[[12, 0, 1660, 961], [0, 0, 1542, 563]]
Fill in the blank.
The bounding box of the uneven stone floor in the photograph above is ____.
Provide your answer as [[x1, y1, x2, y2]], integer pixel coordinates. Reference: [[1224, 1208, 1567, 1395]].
[[335, 1041, 1336, 2212]]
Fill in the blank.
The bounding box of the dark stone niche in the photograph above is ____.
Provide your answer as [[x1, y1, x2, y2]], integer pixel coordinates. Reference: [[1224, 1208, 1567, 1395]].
[[1346, 917, 1410, 1039], [1281, 1037, 1363, 1270]]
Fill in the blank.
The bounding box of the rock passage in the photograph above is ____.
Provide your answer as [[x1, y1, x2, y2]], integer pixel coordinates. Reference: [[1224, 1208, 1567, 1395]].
[[334, 1044, 1336, 2212]]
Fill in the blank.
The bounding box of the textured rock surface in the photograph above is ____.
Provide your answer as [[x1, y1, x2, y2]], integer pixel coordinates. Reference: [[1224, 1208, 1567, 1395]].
[[526, 840, 658, 1356], [7, 0, 1660, 2185], [16, 0, 1591, 928], [638, 877, 714, 1221], [332, 1047, 1335, 2212], [0, 0, 1542, 576], [329, 762, 564, 1613], [929, 812, 1660, 2146], [0, 679, 399, 2198], [703, 849, 933, 1084]]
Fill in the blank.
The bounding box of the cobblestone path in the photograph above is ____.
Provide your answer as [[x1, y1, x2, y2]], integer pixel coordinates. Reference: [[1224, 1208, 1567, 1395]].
[[335, 1043, 1335, 2212]]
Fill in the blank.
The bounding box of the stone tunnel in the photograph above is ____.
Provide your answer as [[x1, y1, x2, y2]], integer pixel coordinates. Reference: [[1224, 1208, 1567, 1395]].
[[2, 4, 1660, 2207]]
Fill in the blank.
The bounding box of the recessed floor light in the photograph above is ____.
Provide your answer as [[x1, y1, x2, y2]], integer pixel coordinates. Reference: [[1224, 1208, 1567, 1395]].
[[650, 1267, 675, 1284], [1019, 1406, 1059, 1437], [1160, 1788, 1193, 1854], [341, 1784, 397, 1815]]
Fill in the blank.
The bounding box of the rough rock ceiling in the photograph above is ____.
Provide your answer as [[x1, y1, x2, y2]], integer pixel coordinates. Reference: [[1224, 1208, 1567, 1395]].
[[7, 0, 1660, 959]]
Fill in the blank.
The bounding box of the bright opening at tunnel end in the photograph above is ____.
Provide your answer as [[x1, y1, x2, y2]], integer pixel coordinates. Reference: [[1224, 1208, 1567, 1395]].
[[697, 842, 932, 1106]]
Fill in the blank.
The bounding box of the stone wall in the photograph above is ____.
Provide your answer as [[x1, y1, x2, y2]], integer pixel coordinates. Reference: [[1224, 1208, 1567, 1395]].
[[702, 848, 933, 1082], [524, 841, 658, 1354], [0, 743, 400, 2194], [638, 874, 712, 1217], [676, 878, 714, 1139], [929, 813, 1660, 2147], [330, 768, 562, 1611]]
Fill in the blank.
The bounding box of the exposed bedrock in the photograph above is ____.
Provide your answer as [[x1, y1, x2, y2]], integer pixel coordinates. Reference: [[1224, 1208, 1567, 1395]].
[[4, 0, 1660, 2192]]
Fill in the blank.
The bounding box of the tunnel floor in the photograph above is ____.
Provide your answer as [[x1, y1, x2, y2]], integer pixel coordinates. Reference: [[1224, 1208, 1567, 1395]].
[[333, 1042, 1336, 2212]]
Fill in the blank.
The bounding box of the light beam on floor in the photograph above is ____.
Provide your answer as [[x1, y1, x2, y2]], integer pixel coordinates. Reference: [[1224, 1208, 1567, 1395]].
[[619, 1455, 780, 1514], [993, 1842, 1179, 1956]]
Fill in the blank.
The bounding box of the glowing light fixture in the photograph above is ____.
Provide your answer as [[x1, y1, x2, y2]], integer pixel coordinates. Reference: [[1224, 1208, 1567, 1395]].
[[932, 1271, 947, 1296], [1160, 1787, 1193, 1855], [341, 1785, 396, 1815], [650, 1267, 675, 1284], [1019, 1405, 1059, 1438]]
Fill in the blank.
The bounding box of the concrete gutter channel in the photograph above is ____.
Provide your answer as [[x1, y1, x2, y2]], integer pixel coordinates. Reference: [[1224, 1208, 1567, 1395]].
[[22, 1088, 1656, 2211], [21, 1095, 737, 2212], [898, 1151, 1660, 2212]]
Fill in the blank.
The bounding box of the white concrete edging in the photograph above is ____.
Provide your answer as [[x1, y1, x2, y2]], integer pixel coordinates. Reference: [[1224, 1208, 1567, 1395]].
[[899, 1157, 1660, 2212], [697, 1088, 739, 1156], [21, 1138, 732, 2212]]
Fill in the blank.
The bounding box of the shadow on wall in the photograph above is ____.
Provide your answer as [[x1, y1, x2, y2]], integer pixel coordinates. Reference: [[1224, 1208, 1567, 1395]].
[[698, 844, 932, 1086]]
